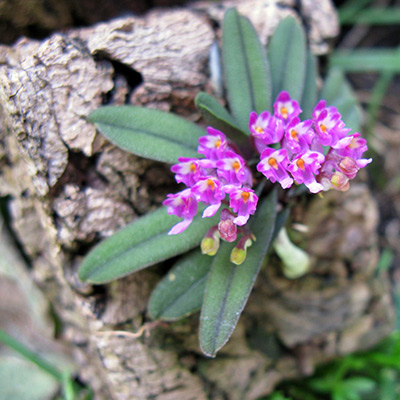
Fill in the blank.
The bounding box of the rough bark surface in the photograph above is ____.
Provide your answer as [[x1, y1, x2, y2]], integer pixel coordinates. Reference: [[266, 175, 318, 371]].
[[0, 1, 393, 399]]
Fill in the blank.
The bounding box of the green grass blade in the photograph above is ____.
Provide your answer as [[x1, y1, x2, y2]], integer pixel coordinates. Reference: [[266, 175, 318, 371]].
[[199, 189, 277, 357], [366, 70, 394, 135], [89, 106, 205, 164], [222, 8, 272, 131], [338, 0, 372, 24], [340, 7, 400, 25], [330, 49, 400, 73], [0, 329, 63, 382], [267, 17, 307, 102], [78, 205, 220, 284], [148, 250, 211, 320]]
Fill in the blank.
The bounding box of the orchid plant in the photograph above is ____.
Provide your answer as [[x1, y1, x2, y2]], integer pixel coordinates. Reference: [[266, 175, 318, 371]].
[[79, 9, 370, 357]]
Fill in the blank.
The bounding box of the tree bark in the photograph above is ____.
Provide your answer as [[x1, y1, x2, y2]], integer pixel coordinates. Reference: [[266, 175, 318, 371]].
[[0, 1, 394, 399]]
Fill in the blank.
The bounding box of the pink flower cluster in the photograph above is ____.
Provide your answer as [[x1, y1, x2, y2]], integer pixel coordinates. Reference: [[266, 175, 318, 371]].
[[163, 128, 258, 237], [252, 91, 372, 193], [164, 91, 371, 248]]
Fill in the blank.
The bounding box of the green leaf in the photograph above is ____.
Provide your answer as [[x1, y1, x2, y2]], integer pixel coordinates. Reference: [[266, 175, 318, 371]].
[[148, 250, 211, 320], [199, 189, 277, 357], [320, 69, 362, 132], [195, 92, 248, 144], [338, 0, 372, 24], [309, 377, 334, 392], [340, 7, 400, 26], [78, 205, 220, 284], [343, 377, 376, 393], [300, 51, 318, 119], [88, 106, 205, 164], [267, 17, 307, 101], [0, 329, 63, 382], [330, 49, 400, 73], [222, 8, 272, 131]]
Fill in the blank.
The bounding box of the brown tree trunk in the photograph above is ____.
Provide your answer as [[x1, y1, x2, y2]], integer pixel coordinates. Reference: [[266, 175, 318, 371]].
[[0, 1, 394, 399]]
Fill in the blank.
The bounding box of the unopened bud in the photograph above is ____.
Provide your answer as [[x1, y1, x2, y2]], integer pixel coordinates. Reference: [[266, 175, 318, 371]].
[[218, 219, 237, 242], [230, 247, 247, 265], [218, 209, 237, 242], [201, 226, 220, 256], [331, 171, 350, 192], [339, 157, 359, 179], [230, 235, 254, 266]]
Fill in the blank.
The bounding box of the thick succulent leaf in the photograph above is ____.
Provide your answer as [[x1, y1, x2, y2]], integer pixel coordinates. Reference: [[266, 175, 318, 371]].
[[267, 17, 307, 102], [148, 250, 211, 320], [320, 68, 362, 133], [199, 189, 277, 357], [88, 106, 205, 163], [78, 205, 220, 284], [300, 51, 318, 119], [195, 92, 248, 144], [222, 8, 272, 131]]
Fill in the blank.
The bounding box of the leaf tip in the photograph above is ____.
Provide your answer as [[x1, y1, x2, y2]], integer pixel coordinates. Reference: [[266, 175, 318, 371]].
[[199, 344, 217, 358]]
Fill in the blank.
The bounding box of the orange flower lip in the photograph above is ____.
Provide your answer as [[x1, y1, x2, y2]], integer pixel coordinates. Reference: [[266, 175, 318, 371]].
[[290, 129, 298, 140], [296, 158, 305, 171], [320, 123, 327, 133], [268, 157, 278, 169], [207, 179, 215, 190], [241, 191, 250, 202], [233, 161, 240, 172], [281, 106, 288, 119]]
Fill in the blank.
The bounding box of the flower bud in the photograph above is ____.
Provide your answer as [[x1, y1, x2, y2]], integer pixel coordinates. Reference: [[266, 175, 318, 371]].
[[230, 247, 247, 265], [339, 157, 359, 179], [201, 226, 220, 256], [230, 235, 255, 265], [218, 219, 237, 242], [331, 171, 350, 192], [218, 209, 237, 242]]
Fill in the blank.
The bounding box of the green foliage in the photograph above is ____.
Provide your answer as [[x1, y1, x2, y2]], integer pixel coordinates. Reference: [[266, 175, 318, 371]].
[[0, 329, 92, 400], [340, 7, 400, 25], [222, 8, 272, 131], [265, 332, 400, 400], [267, 17, 307, 101], [148, 250, 210, 320], [330, 49, 400, 73], [199, 189, 277, 356], [79, 8, 362, 357], [88, 106, 205, 163], [195, 91, 248, 145], [300, 51, 318, 120], [79, 205, 220, 284]]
